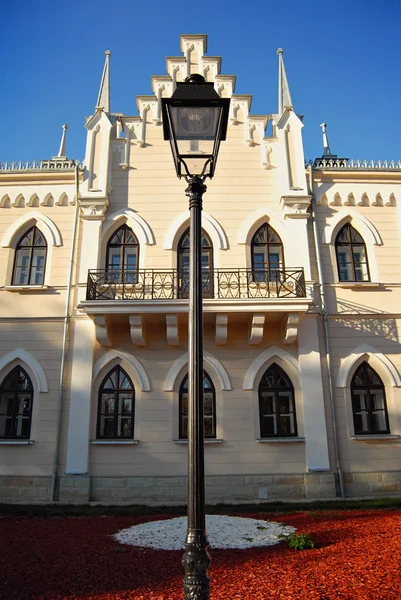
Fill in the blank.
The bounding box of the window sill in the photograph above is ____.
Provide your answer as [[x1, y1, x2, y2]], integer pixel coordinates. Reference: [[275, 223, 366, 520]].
[[257, 437, 305, 443], [0, 439, 34, 445], [336, 282, 380, 289], [4, 285, 50, 292], [174, 439, 223, 445], [351, 434, 400, 442], [91, 439, 139, 445]]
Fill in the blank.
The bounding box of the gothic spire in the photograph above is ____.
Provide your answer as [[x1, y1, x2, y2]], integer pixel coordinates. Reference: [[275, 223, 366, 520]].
[[96, 50, 111, 113], [277, 48, 293, 116], [57, 124, 69, 157], [320, 123, 336, 156]]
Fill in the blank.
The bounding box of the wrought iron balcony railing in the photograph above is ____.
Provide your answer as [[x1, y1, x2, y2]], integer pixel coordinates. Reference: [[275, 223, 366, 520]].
[[86, 268, 306, 301]]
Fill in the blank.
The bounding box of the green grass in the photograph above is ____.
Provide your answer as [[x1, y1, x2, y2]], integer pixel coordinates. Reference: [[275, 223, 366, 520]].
[[1, 496, 401, 518]]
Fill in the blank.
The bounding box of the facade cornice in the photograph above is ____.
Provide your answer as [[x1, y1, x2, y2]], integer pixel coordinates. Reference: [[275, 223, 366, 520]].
[[80, 297, 314, 316]]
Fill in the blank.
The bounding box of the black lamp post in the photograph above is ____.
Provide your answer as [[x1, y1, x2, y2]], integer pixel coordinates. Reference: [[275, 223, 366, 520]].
[[162, 75, 230, 600]]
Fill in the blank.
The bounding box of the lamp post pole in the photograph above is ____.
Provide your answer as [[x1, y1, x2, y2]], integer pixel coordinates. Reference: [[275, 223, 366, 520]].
[[182, 174, 211, 600], [161, 75, 230, 600]]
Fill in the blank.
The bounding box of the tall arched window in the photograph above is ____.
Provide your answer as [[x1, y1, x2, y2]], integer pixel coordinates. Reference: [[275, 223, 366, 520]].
[[12, 226, 47, 285], [97, 366, 135, 438], [106, 225, 139, 283], [258, 363, 297, 437], [335, 224, 370, 282], [0, 366, 33, 439], [351, 362, 389, 434], [251, 223, 283, 281], [177, 228, 213, 298], [179, 372, 216, 439]]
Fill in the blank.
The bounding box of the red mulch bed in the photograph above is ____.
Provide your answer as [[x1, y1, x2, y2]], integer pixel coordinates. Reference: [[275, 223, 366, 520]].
[[1, 509, 401, 599]]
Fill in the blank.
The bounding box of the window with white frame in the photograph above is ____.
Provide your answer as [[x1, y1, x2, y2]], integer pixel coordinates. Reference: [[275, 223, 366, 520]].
[[106, 225, 139, 284], [335, 224, 370, 282], [351, 362, 389, 435], [179, 372, 216, 439], [0, 366, 34, 439], [97, 366, 135, 438], [12, 226, 47, 285], [251, 223, 284, 282], [258, 363, 297, 437]]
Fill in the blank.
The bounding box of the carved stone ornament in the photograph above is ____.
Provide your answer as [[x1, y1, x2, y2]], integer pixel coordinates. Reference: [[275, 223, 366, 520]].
[[79, 197, 109, 220], [215, 314, 228, 345], [281, 195, 311, 219], [166, 314, 179, 346]]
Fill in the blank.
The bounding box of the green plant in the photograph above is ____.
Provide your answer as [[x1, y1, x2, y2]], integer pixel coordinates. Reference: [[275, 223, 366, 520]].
[[287, 532, 315, 550]]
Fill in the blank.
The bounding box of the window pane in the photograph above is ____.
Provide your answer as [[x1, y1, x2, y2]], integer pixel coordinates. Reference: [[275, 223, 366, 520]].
[[337, 248, 353, 281], [260, 391, 275, 415], [261, 416, 276, 436], [204, 416, 214, 437], [100, 416, 115, 437], [118, 417, 132, 437], [29, 250, 45, 284], [119, 394, 133, 415], [353, 247, 369, 281], [279, 414, 294, 435], [101, 394, 115, 414]]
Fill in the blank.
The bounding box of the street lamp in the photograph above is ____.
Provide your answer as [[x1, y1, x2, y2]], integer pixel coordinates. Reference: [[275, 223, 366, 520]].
[[162, 75, 230, 600]]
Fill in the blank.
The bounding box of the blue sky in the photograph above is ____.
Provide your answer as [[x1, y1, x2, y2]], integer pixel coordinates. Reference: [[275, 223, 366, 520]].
[[1, 0, 400, 163]]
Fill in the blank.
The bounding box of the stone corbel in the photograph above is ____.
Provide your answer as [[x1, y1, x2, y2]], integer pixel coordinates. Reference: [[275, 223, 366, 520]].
[[249, 314, 265, 345], [282, 313, 300, 345], [262, 143, 273, 169], [246, 123, 256, 146], [280, 195, 311, 219], [166, 314, 179, 346], [129, 315, 146, 346], [215, 314, 228, 346], [93, 316, 111, 347], [79, 197, 109, 221]]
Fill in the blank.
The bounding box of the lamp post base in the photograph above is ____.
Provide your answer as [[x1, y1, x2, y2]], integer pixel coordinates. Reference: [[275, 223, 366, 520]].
[[182, 530, 211, 600]]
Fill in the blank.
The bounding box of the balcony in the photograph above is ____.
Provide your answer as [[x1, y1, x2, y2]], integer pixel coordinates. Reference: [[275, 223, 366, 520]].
[[86, 268, 306, 301]]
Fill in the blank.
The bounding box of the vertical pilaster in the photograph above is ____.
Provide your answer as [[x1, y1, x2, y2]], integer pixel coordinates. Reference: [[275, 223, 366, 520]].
[[65, 318, 95, 475], [77, 199, 109, 288], [298, 315, 330, 472]]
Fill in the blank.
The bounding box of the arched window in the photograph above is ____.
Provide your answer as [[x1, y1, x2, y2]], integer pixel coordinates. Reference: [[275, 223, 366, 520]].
[[97, 366, 135, 438], [258, 363, 297, 437], [177, 228, 213, 298], [251, 223, 283, 281], [106, 225, 139, 283], [351, 362, 389, 434], [335, 224, 370, 282], [0, 366, 33, 439], [179, 372, 216, 439], [12, 226, 47, 285]]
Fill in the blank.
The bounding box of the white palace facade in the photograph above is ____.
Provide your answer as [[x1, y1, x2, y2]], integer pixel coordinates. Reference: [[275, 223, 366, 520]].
[[1, 34, 401, 504]]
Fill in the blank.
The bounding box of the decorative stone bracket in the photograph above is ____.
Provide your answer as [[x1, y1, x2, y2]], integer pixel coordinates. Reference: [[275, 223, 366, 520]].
[[129, 315, 146, 346], [94, 316, 111, 347], [249, 314, 265, 345], [281, 313, 300, 344], [166, 314, 179, 346], [215, 314, 228, 345]]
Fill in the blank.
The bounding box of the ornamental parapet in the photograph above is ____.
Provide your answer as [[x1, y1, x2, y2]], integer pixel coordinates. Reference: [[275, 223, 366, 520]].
[[310, 158, 401, 170], [0, 159, 81, 171]]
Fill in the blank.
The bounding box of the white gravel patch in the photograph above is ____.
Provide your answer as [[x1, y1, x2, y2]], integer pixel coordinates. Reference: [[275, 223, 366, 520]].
[[114, 515, 296, 550]]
